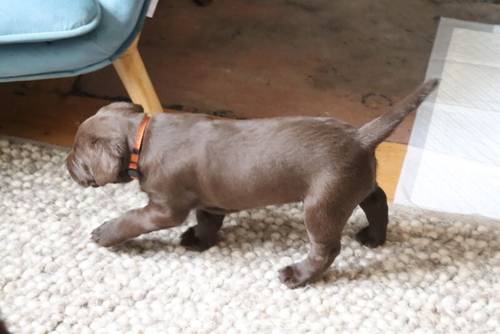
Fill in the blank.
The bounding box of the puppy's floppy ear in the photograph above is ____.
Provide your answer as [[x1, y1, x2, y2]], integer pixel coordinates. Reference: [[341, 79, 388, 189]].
[[131, 103, 144, 113], [88, 135, 128, 186], [97, 102, 143, 115]]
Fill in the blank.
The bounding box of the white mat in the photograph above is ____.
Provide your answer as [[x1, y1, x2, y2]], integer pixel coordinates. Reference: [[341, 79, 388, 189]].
[[395, 18, 500, 220], [0, 138, 499, 333]]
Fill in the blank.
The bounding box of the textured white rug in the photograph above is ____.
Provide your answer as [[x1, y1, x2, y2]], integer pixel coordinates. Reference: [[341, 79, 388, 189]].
[[0, 138, 499, 334]]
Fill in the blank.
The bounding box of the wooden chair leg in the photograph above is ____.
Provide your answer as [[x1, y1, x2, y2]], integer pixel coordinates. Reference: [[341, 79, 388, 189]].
[[113, 37, 163, 115]]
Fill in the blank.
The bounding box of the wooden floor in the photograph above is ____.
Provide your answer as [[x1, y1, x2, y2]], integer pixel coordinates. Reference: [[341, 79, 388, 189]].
[[2, 2, 498, 138]]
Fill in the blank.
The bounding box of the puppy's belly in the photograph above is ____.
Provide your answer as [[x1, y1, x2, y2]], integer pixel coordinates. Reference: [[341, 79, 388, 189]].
[[199, 184, 304, 213], [196, 157, 309, 211]]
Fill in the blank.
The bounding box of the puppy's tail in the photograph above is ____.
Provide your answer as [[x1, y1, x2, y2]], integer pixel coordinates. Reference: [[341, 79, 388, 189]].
[[357, 79, 439, 149]]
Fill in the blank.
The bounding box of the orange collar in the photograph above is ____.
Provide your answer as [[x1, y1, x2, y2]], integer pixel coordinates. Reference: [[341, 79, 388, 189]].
[[128, 115, 152, 179]]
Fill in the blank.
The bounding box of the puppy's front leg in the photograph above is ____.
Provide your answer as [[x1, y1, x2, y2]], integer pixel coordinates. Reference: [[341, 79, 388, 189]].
[[91, 203, 189, 247], [180, 209, 225, 251]]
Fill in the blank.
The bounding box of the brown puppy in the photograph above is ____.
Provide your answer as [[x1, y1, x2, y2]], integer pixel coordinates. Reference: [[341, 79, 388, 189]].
[[67, 79, 438, 288]]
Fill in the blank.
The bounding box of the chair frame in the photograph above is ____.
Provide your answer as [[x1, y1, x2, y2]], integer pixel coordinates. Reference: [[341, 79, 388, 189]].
[[112, 35, 163, 115]]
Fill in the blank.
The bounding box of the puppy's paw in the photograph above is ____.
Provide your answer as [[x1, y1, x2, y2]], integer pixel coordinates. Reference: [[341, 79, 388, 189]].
[[355, 226, 385, 248], [180, 227, 216, 252], [91, 220, 121, 247], [278, 265, 311, 289]]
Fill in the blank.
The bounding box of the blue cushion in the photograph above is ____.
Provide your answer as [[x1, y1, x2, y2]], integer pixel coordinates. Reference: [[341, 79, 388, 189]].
[[0, 0, 101, 44], [0, 0, 149, 82]]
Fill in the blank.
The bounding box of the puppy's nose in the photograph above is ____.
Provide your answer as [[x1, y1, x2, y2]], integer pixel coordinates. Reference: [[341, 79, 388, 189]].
[[82, 179, 98, 188]]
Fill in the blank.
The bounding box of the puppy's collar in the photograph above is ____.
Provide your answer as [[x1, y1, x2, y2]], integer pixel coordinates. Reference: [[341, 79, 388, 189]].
[[128, 114, 152, 179]]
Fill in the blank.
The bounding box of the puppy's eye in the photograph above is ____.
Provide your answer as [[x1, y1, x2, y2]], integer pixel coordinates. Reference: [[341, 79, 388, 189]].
[[90, 137, 99, 145], [83, 163, 91, 174]]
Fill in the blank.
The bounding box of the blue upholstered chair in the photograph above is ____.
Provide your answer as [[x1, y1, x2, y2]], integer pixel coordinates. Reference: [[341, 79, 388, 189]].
[[0, 0, 162, 114]]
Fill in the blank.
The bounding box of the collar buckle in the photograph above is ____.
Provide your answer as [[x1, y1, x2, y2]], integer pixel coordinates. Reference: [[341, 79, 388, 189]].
[[127, 168, 141, 179]]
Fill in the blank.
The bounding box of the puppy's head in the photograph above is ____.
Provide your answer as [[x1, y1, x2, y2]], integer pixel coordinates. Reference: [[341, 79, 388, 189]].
[[66, 102, 141, 187]]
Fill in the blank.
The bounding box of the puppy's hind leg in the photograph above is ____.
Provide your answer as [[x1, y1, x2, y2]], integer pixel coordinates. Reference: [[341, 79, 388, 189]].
[[279, 194, 356, 289], [355, 185, 389, 248], [180, 209, 225, 252]]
